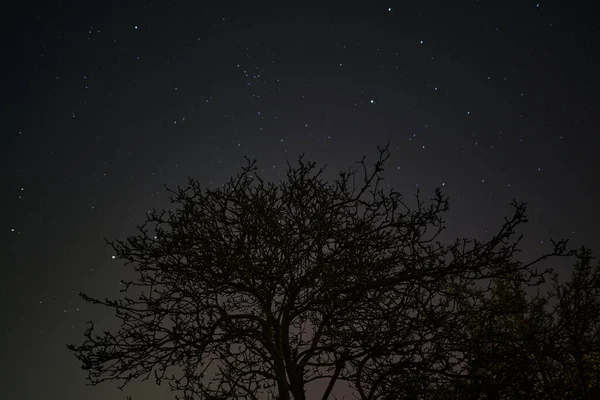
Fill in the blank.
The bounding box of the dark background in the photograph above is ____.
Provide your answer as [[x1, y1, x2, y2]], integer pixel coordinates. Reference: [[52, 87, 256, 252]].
[[1, 0, 599, 398]]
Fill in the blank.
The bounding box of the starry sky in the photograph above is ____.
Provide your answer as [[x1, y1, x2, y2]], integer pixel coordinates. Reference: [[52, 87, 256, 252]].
[[2, 1, 599, 399]]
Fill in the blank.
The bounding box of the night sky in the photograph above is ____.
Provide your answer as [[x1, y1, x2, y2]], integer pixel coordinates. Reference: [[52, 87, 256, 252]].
[[2, 1, 599, 399]]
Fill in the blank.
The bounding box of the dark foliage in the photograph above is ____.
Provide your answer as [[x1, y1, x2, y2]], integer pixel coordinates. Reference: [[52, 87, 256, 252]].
[[446, 248, 600, 400]]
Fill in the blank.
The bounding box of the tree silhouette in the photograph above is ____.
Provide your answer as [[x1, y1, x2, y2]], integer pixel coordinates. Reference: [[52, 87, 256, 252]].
[[444, 248, 600, 400], [67, 141, 574, 400], [550, 248, 600, 398]]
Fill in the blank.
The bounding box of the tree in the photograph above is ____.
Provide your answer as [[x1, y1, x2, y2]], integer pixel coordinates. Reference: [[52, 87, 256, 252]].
[[441, 265, 550, 399], [445, 248, 600, 400], [67, 141, 571, 400], [550, 248, 600, 398]]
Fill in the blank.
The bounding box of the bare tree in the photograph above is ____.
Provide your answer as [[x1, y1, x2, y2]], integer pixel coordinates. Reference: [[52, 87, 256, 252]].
[[67, 141, 571, 399]]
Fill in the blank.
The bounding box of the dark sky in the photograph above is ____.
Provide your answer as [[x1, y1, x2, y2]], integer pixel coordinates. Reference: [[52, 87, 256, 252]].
[[2, 0, 599, 398]]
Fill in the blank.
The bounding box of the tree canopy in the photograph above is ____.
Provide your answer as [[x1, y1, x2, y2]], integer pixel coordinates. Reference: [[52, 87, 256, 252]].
[[67, 142, 598, 399]]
